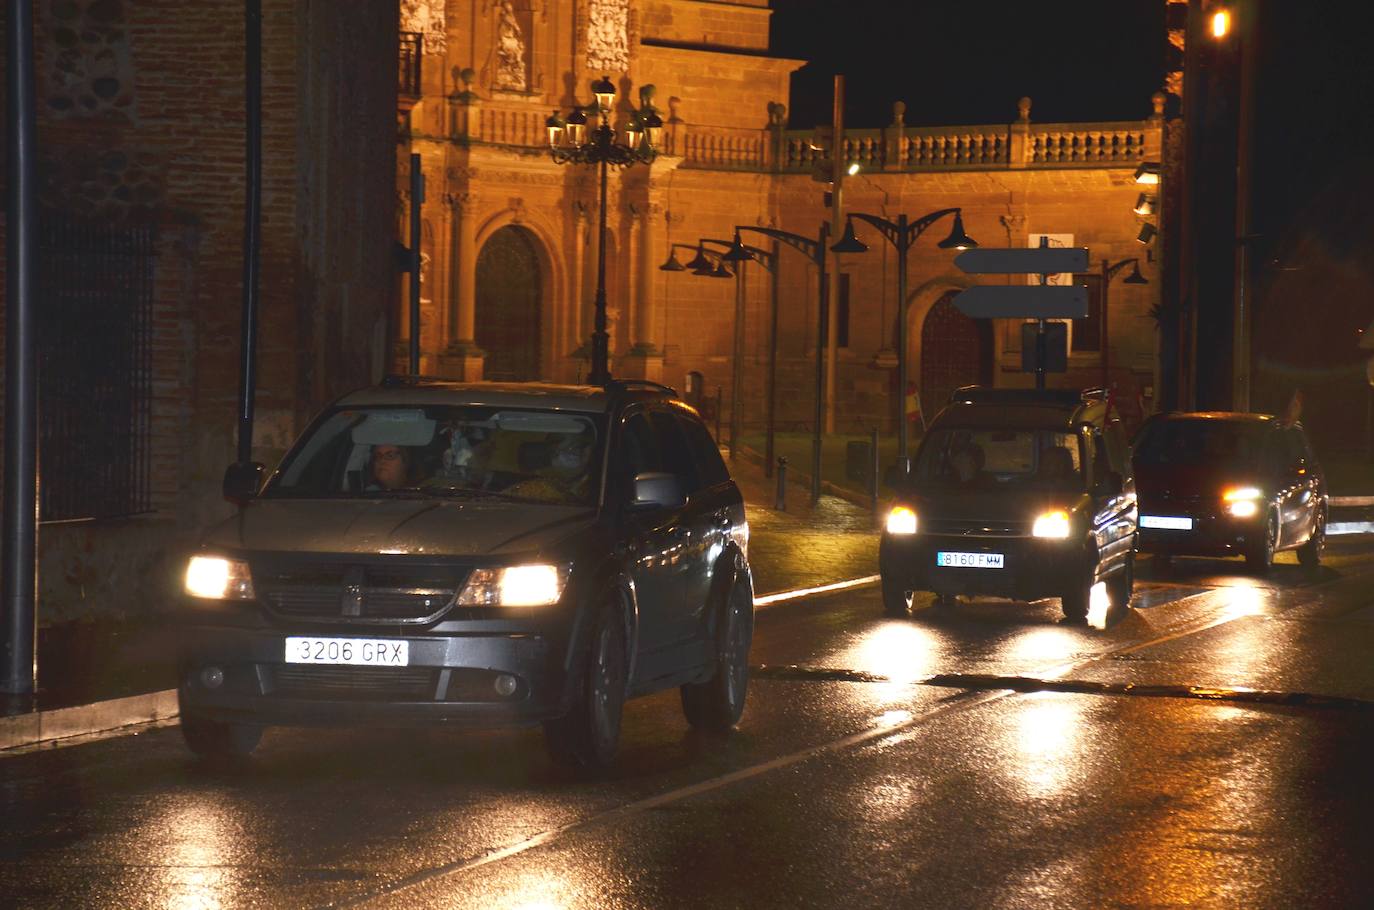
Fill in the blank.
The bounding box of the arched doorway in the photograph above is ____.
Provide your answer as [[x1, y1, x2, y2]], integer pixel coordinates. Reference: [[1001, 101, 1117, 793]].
[[476, 225, 542, 381], [919, 290, 992, 416]]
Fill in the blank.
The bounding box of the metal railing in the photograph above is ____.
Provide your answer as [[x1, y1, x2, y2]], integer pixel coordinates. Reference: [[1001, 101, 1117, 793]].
[[37, 213, 155, 522]]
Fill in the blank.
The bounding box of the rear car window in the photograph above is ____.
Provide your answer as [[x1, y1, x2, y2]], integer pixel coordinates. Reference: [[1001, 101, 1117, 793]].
[[268, 405, 605, 506], [1133, 419, 1265, 469]]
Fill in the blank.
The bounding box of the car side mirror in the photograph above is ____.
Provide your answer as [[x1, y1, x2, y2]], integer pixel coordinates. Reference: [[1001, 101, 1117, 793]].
[[223, 461, 266, 505], [630, 472, 685, 511], [1096, 470, 1123, 498]]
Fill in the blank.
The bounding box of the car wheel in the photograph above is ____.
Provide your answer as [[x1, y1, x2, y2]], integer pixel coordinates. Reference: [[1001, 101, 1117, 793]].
[[681, 575, 753, 731], [1107, 551, 1135, 610], [545, 596, 629, 770], [179, 710, 263, 759], [1060, 573, 1091, 622], [881, 574, 913, 617], [1245, 509, 1278, 574], [933, 593, 959, 610], [1297, 508, 1326, 572]]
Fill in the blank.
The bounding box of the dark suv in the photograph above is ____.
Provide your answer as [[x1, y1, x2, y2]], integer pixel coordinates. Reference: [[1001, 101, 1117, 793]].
[[1131, 412, 1327, 572], [880, 387, 1138, 622], [177, 378, 753, 768]]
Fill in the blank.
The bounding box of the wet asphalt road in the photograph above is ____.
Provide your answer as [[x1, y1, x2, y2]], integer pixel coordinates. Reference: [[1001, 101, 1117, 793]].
[[4, 548, 1374, 909]]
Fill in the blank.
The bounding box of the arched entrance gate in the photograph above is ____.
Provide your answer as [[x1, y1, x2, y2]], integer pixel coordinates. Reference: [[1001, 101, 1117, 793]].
[[475, 225, 542, 381], [919, 290, 992, 416]]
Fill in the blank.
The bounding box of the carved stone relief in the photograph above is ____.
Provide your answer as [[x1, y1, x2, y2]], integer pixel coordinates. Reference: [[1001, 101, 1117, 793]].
[[400, 0, 446, 55], [586, 0, 629, 74], [493, 0, 529, 91]]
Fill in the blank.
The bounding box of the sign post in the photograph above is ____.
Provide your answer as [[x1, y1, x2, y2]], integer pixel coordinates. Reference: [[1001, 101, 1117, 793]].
[[953, 241, 1090, 390]]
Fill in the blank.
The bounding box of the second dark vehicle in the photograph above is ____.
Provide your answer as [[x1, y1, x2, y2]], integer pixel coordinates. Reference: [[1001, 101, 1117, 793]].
[[880, 387, 1138, 622]]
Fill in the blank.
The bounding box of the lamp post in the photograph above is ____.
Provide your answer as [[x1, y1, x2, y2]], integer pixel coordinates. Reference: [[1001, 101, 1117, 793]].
[[833, 209, 977, 468], [1100, 257, 1149, 391], [733, 224, 832, 503], [546, 77, 662, 385]]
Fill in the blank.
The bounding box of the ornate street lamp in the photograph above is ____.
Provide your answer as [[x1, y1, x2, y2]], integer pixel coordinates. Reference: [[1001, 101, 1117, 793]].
[[733, 223, 832, 503], [1101, 257, 1149, 391], [546, 77, 663, 385], [838, 208, 977, 467]]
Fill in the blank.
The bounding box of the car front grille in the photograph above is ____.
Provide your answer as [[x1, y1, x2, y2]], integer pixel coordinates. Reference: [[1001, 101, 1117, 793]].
[[271, 665, 437, 701], [924, 518, 1032, 537], [252, 558, 467, 623]]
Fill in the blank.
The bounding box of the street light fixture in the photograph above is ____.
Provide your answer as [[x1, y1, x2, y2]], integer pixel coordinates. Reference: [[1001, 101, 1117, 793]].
[[546, 78, 663, 385], [1134, 162, 1161, 185], [836, 208, 978, 467], [734, 223, 833, 503], [1133, 193, 1157, 216]]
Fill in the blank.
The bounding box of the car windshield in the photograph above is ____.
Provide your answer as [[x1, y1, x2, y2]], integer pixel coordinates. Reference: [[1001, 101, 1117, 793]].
[[1132, 420, 1265, 469], [265, 405, 605, 506], [913, 428, 1084, 491]]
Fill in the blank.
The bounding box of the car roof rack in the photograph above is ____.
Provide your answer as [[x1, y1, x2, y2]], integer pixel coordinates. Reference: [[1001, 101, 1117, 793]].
[[947, 386, 1102, 406], [604, 378, 679, 397], [379, 373, 465, 387]]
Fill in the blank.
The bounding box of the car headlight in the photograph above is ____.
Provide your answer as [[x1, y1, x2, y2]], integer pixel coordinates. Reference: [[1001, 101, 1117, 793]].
[[185, 556, 256, 600], [1223, 487, 1262, 518], [1032, 510, 1072, 539], [457, 564, 570, 607], [885, 505, 918, 535]]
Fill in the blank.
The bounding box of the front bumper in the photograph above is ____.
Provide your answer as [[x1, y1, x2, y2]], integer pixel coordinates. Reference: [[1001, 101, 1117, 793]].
[[879, 533, 1087, 601], [1136, 504, 1263, 557], [177, 618, 571, 729]]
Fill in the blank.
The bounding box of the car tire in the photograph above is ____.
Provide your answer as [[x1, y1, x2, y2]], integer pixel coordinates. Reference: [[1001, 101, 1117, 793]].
[[681, 574, 753, 732], [1245, 510, 1278, 574], [1060, 570, 1092, 622], [1297, 508, 1326, 573], [180, 711, 263, 759], [933, 593, 959, 610], [1106, 551, 1135, 610], [545, 596, 629, 770], [881, 575, 913, 617]]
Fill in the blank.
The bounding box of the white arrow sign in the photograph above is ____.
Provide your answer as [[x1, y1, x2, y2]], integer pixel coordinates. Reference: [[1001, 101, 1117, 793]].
[[953, 285, 1090, 320], [955, 247, 1090, 275]]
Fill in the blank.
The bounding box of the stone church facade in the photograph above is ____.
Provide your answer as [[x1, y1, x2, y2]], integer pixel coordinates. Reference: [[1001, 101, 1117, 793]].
[[400, 0, 1163, 433], [0, 0, 1162, 623]]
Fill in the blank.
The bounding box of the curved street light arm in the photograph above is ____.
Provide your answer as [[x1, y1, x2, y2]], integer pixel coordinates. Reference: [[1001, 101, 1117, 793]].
[[701, 237, 777, 272], [848, 208, 962, 251], [734, 225, 821, 265], [1106, 257, 1140, 280]]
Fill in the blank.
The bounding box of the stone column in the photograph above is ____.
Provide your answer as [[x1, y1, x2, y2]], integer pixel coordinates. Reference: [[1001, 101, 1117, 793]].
[[566, 201, 590, 377], [619, 199, 664, 382], [439, 190, 485, 380]]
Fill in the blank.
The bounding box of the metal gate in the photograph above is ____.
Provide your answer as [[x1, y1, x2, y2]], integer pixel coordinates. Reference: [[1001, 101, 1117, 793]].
[[919, 291, 991, 416], [475, 225, 542, 381], [37, 213, 155, 522]]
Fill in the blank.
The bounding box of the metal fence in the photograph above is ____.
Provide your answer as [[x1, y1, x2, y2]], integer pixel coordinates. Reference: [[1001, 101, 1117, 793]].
[[37, 213, 155, 522]]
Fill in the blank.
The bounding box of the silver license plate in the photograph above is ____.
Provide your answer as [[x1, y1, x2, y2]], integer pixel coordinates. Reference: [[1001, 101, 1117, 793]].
[[1140, 515, 1193, 530], [284, 637, 410, 667], [936, 551, 1005, 569]]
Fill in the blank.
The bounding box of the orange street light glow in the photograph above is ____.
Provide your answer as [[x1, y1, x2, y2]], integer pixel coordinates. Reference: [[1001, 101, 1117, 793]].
[[1211, 10, 1231, 38]]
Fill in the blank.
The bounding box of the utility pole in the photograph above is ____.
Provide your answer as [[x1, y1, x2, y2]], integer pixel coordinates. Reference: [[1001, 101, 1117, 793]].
[[825, 74, 845, 434], [1230, 0, 1257, 412]]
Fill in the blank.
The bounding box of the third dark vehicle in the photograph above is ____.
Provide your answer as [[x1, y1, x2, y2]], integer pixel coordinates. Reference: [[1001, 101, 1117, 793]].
[[1131, 412, 1327, 572], [880, 388, 1138, 622]]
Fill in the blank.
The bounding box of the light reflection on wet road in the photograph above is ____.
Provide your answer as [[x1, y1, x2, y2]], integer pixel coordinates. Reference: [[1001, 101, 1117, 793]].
[[2, 549, 1373, 908]]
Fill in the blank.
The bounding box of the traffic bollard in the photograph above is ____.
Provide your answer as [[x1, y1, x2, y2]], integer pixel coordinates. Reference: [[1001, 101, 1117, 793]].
[[870, 427, 880, 519], [775, 456, 787, 511]]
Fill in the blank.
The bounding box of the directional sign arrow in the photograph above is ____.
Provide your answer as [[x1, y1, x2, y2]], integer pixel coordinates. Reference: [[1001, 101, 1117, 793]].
[[955, 247, 1089, 275], [952, 285, 1090, 320]]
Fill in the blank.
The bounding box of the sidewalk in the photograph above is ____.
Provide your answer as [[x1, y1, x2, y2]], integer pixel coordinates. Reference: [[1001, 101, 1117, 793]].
[[2, 454, 879, 750]]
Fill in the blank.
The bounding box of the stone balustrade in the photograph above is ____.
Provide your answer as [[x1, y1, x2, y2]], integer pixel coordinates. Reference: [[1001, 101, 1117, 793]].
[[442, 94, 1165, 175]]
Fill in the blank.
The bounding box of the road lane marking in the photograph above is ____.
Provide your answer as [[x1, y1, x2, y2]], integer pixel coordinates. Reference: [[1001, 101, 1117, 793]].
[[754, 575, 880, 608], [325, 688, 1003, 909]]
